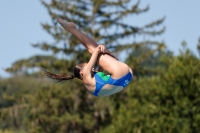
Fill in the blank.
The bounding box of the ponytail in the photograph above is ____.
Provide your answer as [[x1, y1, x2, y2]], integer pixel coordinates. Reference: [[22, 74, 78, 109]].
[[42, 69, 75, 82], [42, 63, 86, 82]]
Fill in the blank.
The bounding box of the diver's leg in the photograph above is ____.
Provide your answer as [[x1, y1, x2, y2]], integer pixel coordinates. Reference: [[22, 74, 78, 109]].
[[57, 18, 117, 59], [58, 18, 98, 54], [97, 54, 130, 78]]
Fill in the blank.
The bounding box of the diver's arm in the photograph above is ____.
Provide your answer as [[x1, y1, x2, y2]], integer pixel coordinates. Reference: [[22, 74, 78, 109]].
[[83, 45, 101, 78]]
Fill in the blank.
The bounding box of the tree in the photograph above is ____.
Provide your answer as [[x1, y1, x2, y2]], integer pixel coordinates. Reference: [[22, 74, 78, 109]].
[[105, 43, 200, 133], [0, 76, 48, 132], [6, 0, 165, 74], [4, 0, 165, 132]]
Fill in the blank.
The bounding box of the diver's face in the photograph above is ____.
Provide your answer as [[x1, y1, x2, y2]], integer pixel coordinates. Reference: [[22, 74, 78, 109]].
[[79, 63, 88, 77], [80, 63, 96, 75], [82, 63, 88, 70]]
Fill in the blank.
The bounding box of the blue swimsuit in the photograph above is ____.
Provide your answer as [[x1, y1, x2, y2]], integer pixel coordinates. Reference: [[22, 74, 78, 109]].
[[91, 72, 132, 96]]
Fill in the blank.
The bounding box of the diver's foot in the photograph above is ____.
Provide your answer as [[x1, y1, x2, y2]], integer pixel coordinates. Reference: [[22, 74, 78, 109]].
[[57, 18, 76, 29]]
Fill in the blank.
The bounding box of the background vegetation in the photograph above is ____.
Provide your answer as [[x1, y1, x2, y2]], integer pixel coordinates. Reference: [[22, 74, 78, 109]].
[[1, 0, 200, 133]]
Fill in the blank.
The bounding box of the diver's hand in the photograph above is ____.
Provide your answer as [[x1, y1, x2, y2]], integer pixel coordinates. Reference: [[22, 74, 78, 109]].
[[98, 44, 118, 60], [99, 44, 105, 53], [94, 45, 105, 54]]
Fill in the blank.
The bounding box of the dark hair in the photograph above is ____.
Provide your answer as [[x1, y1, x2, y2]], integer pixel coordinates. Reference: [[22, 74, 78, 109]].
[[42, 63, 86, 82]]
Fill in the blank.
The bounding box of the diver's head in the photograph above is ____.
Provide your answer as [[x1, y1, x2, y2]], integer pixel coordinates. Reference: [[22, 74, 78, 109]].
[[73, 63, 87, 80]]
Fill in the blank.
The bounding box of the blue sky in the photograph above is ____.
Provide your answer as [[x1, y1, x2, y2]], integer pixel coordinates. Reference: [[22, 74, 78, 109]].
[[0, 0, 200, 78]]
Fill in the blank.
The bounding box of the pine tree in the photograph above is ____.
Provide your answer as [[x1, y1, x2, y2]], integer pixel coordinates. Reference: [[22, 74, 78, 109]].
[[4, 0, 165, 132], [6, 0, 165, 74]]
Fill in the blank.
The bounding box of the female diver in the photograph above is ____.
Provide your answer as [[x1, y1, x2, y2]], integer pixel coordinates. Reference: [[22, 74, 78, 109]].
[[43, 18, 133, 97]]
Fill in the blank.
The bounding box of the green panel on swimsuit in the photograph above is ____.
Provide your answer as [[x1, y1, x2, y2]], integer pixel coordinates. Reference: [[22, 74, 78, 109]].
[[96, 72, 110, 81]]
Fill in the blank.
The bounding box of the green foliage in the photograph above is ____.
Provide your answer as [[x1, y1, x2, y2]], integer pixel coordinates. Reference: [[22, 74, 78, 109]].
[[4, 0, 196, 133], [26, 80, 113, 133], [104, 48, 200, 133], [3, 1, 165, 130], [0, 76, 48, 131], [126, 43, 169, 77]]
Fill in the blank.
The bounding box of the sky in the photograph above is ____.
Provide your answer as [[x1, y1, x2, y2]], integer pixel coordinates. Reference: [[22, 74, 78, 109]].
[[0, 0, 200, 78]]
